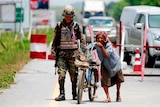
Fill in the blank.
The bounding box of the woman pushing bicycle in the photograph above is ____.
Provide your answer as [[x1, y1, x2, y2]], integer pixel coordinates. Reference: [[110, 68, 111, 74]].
[[89, 31, 124, 103]]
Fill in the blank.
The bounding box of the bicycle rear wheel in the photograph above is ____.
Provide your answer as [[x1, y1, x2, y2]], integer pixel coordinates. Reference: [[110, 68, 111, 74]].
[[77, 69, 85, 104], [88, 68, 98, 101]]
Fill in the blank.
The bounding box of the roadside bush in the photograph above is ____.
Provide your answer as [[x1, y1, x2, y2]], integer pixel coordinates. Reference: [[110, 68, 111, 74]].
[[0, 28, 54, 89]]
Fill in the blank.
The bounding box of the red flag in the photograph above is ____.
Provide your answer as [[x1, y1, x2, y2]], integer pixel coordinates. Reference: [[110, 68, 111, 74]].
[[30, 0, 49, 10], [30, 0, 39, 10]]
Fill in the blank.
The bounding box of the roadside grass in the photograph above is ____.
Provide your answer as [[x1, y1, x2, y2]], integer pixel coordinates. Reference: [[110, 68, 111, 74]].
[[0, 28, 54, 89]]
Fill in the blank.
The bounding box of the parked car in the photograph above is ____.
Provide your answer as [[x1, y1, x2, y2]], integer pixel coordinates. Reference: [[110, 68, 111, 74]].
[[120, 5, 160, 68], [85, 16, 117, 43]]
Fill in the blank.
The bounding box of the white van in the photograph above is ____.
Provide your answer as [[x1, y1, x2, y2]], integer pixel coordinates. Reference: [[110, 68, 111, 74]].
[[120, 5, 160, 68]]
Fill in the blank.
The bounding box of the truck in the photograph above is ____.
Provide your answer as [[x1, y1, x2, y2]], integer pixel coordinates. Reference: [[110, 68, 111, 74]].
[[81, 0, 106, 34], [119, 6, 160, 68]]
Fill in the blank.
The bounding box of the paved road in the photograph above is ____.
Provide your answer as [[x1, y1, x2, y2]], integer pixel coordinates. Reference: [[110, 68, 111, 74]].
[[0, 59, 57, 107], [0, 59, 160, 107]]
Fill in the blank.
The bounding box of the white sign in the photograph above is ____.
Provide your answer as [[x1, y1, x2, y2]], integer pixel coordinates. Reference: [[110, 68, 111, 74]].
[[0, 0, 30, 29], [0, 4, 15, 22], [32, 10, 56, 28]]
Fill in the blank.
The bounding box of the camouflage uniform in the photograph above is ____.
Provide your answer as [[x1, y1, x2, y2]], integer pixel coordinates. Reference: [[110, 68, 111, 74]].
[[57, 50, 78, 81], [51, 5, 86, 101]]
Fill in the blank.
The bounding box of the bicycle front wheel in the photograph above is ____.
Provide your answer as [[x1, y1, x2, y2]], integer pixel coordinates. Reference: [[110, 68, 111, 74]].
[[77, 69, 85, 104], [88, 68, 98, 101]]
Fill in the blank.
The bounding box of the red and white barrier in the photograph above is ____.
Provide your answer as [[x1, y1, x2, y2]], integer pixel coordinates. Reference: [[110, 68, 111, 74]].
[[30, 34, 47, 59]]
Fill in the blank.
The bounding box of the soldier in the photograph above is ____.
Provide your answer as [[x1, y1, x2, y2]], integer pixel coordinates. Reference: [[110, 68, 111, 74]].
[[51, 5, 86, 101]]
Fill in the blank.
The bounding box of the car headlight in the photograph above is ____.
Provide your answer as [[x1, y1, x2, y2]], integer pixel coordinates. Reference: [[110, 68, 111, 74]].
[[153, 34, 160, 41]]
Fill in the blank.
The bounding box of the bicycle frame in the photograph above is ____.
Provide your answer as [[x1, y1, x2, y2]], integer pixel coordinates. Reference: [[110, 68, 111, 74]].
[[75, 39, 99, 104], [76, 61, 99, 104]]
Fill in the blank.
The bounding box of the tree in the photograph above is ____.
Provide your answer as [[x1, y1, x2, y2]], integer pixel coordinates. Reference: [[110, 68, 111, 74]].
[[110, 0, 160, 21], [112, 0, 129, 21], [106, 2, 117, 16], [141, 0, 160, 6]]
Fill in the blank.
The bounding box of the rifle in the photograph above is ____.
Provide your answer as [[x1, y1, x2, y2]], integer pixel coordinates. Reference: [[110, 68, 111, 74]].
[[54, 47, 60, 75], [53, 22, 62, 75]]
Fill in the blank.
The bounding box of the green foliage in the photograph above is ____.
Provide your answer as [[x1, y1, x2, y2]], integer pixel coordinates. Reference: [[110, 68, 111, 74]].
[[125, 0, 141, 5], [0, 31, 30, 88], [0, 71, 16, 88], [0, 28, 54, 89], [141, 0, 160, 6], [108, 0, 160, 22], [112, 0, 129, 21], [106, 2, 117, 17]]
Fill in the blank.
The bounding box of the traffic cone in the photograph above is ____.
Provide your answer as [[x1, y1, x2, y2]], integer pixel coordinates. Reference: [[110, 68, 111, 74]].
[[133, 48, 141, 72]]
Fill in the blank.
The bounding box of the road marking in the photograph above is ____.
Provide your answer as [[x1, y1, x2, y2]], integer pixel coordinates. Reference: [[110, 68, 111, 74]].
[[48, 81, 59, 107]]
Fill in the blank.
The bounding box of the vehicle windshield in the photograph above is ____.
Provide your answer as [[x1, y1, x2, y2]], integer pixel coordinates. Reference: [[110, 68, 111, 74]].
[[148, 15, 160, 28], [88, 19, 114, 27], [84, 12, 103, 18]]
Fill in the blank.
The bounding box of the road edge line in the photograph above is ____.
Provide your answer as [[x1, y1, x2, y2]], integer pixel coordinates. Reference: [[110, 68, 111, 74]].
[[48, 81, 59, 107]]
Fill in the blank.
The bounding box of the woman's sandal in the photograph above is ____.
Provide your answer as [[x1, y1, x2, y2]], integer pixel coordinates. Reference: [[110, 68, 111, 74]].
[[116, 92, 122, 102], [103, 98, 111, 103], [116, 96, 122, 102]]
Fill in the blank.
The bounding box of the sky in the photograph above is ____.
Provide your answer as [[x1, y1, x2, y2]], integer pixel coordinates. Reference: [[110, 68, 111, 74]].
[[50, 0, 120, 6]]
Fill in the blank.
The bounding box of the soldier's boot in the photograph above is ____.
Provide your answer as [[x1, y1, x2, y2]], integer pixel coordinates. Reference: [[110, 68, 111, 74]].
[[72, 79, 77, 100], [55, 80, 65, 101]]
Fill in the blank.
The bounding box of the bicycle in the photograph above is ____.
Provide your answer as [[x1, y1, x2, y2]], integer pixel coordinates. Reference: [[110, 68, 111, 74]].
[[74, 51, 99, 104]]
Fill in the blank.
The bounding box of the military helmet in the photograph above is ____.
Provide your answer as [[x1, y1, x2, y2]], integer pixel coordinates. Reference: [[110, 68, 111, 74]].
[[62, 5, 75, 17]]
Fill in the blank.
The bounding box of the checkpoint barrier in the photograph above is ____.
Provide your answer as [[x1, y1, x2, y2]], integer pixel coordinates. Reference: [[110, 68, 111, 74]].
[[30, 34, 47, 59], [30, 34, 56, 60], [116, 21, 160, 80], [115, 21, 144, 80]]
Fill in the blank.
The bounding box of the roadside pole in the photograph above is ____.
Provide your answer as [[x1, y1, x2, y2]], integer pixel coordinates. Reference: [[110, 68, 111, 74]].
[[141, 25, 147, 81], [119, 21, 122, 56], [120, 25, 125, 69]]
